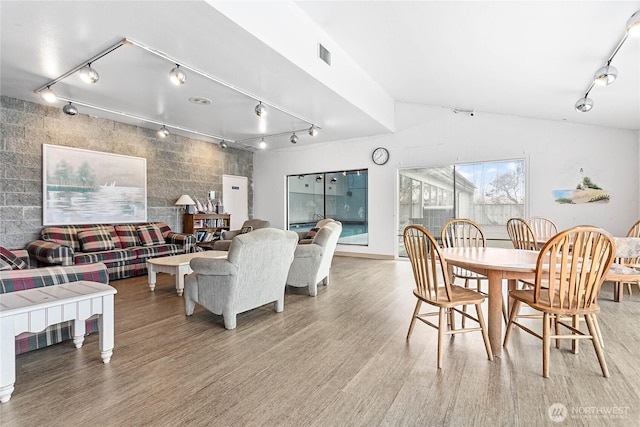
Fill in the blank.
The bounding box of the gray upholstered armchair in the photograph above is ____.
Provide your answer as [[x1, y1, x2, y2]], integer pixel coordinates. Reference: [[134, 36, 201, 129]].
[[184, 228, 298, 329], [212, 218, 271, 251], [286, 221, 342, 296]]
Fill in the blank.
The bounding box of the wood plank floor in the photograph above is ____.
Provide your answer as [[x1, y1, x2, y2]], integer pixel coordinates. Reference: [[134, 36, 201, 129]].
[[1, 256, 639, 426]]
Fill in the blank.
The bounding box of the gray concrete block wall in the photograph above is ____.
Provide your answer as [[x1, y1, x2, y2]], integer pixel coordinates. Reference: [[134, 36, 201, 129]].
[[0, 96, 253, 249]]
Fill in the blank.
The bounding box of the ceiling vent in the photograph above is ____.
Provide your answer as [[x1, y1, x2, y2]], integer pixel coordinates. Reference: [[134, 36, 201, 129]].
[[319, 43, 331, 66]]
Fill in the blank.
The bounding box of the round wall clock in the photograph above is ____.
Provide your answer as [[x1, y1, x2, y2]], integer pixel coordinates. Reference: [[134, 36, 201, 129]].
[[372, 147, 390, 165]]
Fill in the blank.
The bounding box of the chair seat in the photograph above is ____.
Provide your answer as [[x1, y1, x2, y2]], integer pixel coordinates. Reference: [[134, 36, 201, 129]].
[[415, 285, 485, 307], [509, 289, 600, 316]]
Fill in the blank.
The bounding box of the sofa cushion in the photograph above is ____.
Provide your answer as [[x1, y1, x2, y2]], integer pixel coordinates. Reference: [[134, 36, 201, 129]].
[[74, 248, 136, 266], [0, 247, 28, 270], [137, 224, 166, 246], [115, 224, 141, 248], [77, 228, 116, 252], [240, 226, 253, 234], [41, 225, 81, 251], [0, 263, 109, 294], [133, 244, 183, 260]]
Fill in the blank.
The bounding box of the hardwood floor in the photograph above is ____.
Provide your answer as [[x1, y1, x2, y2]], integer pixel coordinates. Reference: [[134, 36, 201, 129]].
[[2, 256, 639, 426]]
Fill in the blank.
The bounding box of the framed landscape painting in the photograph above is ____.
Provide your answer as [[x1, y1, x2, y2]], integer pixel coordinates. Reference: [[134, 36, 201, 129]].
[[43, 144, 147, 225]]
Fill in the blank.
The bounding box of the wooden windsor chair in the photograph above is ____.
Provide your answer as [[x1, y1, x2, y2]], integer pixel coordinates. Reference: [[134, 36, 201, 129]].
[[441, 218, 508, 324], [503, 226, 615, 378], [404, 225, 494, 369], [527, 216, 558, 246], [615, 220, 640, 297]]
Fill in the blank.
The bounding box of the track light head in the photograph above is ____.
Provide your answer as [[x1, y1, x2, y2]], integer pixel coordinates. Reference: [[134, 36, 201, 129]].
[[157, 125, 170, 138], [258, 138, 267, 149], [627, 10, 640, 36], [290, 133, 298, 144], [169, 65, 186, 85], [219, 140, 228, 149], [575, 96, 593, 113], [78, 63, 99, 84], [308, 125, 318, 137], [39, 87, 57, 103], [62, 102, 78, 116], [255, 102, 267, 117], [594, 64, 618, 86]]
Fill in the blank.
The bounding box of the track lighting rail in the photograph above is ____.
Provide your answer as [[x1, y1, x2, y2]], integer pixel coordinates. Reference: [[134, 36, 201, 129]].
[[33, 37, 321, 149], [575, 9, 639, 112]]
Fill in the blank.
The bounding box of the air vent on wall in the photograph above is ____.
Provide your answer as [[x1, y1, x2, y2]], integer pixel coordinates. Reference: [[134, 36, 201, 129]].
[[319, 43, 331, 66]]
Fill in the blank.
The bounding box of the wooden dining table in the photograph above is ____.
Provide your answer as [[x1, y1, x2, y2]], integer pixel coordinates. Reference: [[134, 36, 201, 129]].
[[439, 247, 539, 358]]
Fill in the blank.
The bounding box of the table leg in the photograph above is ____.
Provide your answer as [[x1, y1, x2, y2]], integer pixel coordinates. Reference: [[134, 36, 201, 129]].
[[0, 316, 16, 403], [99, 294, 115, 364], [147, 262, 156, 292], [72, 318, 86, 348], [487, 270, 503, 358], [614, 281, 623, 303], [175, 265, 191, 296]]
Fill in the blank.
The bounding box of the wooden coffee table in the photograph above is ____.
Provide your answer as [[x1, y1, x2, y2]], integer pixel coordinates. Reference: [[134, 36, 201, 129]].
[[147, 251, 227, 296]]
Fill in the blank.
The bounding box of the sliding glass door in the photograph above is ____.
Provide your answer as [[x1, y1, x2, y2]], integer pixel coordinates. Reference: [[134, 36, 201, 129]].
[[398, 159, 525, 256]]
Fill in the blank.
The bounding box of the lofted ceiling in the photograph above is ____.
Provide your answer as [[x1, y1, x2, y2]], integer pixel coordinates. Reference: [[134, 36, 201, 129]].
[[1, 1, 639, 153]]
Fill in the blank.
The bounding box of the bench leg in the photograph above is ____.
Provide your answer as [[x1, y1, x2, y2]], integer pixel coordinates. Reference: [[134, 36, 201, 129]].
[[72, 318, 86, 348], [99, 294, 115, 364], [0, 316, 16, 403]]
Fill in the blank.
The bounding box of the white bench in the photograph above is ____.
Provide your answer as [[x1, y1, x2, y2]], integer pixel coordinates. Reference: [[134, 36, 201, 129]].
[[0, 281, 116, 403]]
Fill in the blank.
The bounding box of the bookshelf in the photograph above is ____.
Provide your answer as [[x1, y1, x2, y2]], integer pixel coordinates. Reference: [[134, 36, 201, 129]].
[[183, 213, 231, 248]]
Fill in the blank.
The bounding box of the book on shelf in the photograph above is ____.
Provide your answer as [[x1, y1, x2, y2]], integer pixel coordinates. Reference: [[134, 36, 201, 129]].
[[195, 230, 221, 243]]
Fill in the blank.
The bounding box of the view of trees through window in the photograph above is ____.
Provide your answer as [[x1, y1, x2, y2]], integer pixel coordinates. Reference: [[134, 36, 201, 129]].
[[287, 170, 368, 245], [398, 159, 526, 256]]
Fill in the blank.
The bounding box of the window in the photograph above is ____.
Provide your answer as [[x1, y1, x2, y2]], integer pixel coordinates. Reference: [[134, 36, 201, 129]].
[[287, 169, 368, 245], [398, 159, 525, 255]]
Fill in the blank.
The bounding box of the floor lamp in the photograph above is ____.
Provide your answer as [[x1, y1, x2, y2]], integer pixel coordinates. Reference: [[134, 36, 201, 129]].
[[175, 195, 196, 232]]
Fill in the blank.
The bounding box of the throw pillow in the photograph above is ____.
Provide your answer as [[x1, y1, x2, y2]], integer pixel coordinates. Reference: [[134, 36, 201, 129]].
[[137, 224, 166, 246], [239, 226, 253, 234], [115, 224, 141, 248], [304, 227, 320, 240], [0, 247, 28, 270], [77, 229, 116, 252]]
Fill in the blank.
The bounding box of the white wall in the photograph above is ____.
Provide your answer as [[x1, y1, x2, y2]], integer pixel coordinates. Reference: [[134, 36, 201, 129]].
[[254, 102, 640, 257]]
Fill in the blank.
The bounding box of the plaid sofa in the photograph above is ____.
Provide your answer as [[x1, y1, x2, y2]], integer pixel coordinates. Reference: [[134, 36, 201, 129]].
[[26, 222, 195, 281], [0, 249, 109, 355]]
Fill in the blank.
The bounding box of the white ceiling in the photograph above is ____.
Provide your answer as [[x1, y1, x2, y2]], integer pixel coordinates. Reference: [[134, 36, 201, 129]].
[[1, 1, 639, 152]]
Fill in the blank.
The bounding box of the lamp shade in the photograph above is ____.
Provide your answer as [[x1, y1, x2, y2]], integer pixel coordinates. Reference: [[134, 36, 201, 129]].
[[175, 195, 195, 206], [594, 65, 617, 85], [627, 10, 640, 36], [575, 96, 593, 112]]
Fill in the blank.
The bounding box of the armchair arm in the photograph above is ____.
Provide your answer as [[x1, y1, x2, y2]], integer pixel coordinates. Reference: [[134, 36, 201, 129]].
[[190, 257, 238, 276], [165, 231, 197, 253], [293, 243, 324, 259], [26, 240, 74, 266], [287, 243, 324, 287], [221, 229, 241, 240], [9, 249, 36, 268]]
